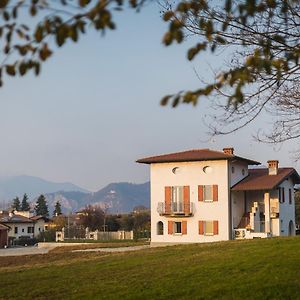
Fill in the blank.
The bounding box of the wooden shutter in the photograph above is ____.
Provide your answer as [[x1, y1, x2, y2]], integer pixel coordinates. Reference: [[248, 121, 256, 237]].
[[198, 185, 204, 202], [183, 186, 190, 214], [165, 186, 171, 214], [213, 185, 218, 202], [182, 221, 187, 235], [213, 221, 219, 235], [199, 221, 204, 235], [168, 221, 173, 235]]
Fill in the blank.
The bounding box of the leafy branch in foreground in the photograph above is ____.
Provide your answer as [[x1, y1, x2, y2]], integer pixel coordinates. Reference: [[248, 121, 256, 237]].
[[160, 0, 300, 144], [0, 0, 143, 86], [1, 0, 300, 146]]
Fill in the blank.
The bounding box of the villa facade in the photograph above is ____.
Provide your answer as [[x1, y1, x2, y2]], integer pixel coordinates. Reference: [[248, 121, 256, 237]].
[[137, 148, 300, 245]]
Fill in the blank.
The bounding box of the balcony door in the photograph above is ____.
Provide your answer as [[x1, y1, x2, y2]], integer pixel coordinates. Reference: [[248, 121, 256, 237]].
[[171, 186, 184, 213]]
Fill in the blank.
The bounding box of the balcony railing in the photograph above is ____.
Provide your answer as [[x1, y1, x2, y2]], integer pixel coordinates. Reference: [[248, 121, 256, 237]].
[[157, 202, 195, 217]]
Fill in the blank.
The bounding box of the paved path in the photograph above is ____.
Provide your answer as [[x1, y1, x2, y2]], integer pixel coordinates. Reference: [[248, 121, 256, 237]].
[[0, 247, 49, 257], [72, 245, 150, 253]]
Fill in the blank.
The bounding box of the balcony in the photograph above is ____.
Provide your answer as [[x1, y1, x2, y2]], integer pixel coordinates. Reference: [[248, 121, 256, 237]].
[[157, 202, 195, 217]]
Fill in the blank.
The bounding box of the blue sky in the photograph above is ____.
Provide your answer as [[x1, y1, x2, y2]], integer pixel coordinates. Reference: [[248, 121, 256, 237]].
[[0, 3, 299, 191]]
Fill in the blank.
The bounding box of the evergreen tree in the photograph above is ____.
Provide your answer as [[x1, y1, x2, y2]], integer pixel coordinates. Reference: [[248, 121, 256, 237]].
[[35, 194, 49, 217], [11, 197, 21, 211], [53, 201, 62, 217], [21, 193, 30, 211]]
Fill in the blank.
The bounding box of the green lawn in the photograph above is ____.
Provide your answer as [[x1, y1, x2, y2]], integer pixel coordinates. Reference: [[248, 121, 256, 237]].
[[1, 237, 300, 300]]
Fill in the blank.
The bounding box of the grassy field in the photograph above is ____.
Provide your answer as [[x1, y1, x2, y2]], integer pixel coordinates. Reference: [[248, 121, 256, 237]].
[[1, 237, 300, 300]]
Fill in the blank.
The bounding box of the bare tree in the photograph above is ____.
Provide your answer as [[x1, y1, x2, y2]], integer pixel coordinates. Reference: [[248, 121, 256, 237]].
[[1, 1, 300, 147], [160, 0, 300, 147], [78, 205, 104, 231]]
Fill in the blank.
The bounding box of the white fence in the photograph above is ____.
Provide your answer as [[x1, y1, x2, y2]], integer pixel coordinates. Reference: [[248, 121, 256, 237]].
[[56, 227, 133, 242]]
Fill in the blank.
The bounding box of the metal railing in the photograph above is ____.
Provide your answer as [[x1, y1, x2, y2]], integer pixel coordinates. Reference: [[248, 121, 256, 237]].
[[157, 202, 195, 216]]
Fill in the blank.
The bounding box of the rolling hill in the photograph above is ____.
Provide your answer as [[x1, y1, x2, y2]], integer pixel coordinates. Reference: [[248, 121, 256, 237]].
[[42, 182, 150, 214]]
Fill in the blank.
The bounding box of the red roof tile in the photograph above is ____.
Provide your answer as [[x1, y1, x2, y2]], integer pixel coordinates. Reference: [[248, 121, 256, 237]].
[[231, 168, 300, 191], [0, 214, 33, 223], [137, 149, 260, 165]]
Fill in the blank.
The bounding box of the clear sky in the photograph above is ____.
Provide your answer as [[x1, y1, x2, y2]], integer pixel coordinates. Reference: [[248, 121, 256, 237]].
[[0, 3, 299, 191]]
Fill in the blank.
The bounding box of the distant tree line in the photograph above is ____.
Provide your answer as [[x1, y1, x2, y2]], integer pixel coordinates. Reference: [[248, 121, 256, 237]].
[[10, 193, 62, 218], [76, 204, 150, 233]]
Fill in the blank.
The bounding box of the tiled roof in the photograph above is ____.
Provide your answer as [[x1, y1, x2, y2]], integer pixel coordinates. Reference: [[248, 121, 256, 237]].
[[137, 149, 260, 165], [0, 214, 34, 223], [30, 215, 48, 221], [231, 168, 300, 191]]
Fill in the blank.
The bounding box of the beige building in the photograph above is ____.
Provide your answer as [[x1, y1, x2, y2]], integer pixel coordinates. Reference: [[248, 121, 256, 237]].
[[137, 148, 300, 245], [0, 211, 50, 243]]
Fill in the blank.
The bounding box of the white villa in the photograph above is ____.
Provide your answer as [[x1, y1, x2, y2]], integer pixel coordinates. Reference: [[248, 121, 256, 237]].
[[137, 147, 300, 245]]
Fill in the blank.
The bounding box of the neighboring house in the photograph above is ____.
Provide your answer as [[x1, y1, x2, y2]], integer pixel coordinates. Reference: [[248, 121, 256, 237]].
[[0, 211, 49, 243], [0, 223, 9, 248], [137, 147, 300, 245], [30, 215, 51, 234]]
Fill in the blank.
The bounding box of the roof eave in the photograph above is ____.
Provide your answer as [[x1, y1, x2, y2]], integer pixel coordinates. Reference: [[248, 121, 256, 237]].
[[136, 157, 260, 165]]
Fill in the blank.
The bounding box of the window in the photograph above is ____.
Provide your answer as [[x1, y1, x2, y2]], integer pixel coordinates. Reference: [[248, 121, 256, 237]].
[[27, 227, 34, 234], [172, 167, 179, 174], [199, 220, 218, 235], [282, 188, 285, 203], [171, 186, 184, 212], [289, 188, 292, 204], [231, 166, 235, 173], [203, 166, 213, 174], [204, 221, 214, 235], [157, 221, 164, 235], [278, 187, 285, 203], [174, 222, 182, 234], [168, 221, 187, 235], [203, 185, 212, 201], [278, 187, 282, 203], [22, 228, 24, 233], [242, 169, 245, 176], [14, 227, 18, 234], [198, 185, 218, 202]]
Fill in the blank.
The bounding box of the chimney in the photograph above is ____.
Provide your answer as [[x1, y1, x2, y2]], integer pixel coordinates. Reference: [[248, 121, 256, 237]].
[[223, 147, 234, 155], [267, 160, 279, 175]]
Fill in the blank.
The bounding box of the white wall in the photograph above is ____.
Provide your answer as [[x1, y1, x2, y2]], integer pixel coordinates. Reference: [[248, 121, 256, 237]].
[[7, 223, 35, 239], [229, 161, 248, 187], [278, 177, 295, 236], [34, 219, 46, 237], [150, 160, 230, 244], [231, 191, 245, 228]]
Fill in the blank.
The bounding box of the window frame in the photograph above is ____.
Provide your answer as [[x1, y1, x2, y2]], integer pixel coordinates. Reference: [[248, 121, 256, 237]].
[[174, 221, 182, 235], [157, 221, 164, 235], [204, 221, 214, 236], [27, 226, 34, 234], [203, 185, 213, 202]]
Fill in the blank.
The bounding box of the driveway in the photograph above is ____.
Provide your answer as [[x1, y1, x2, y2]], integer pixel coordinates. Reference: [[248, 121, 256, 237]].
[[0, 246, 49, 257], [72, 245, 150, 253]]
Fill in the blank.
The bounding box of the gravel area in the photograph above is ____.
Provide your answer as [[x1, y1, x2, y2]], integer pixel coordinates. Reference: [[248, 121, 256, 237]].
[[0, 247, 49, 257]]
